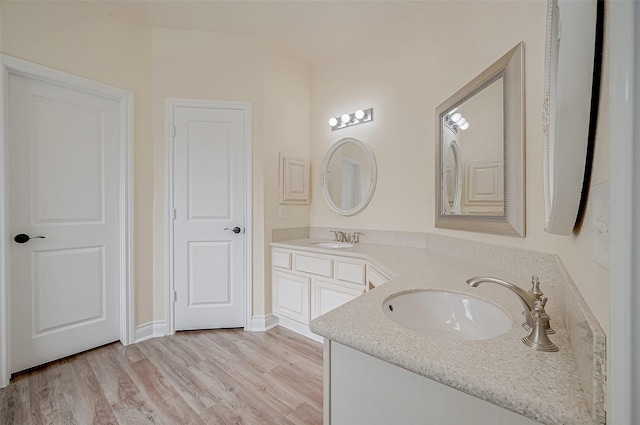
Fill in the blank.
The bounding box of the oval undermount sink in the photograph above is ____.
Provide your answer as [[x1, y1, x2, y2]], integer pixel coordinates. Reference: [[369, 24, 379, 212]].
[[311, 242, 354, 249], [382, 290, 512, 341]]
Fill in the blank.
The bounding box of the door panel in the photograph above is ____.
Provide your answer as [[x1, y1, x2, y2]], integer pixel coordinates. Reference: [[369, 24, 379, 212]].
[[8, 72, 120, 373], [173, 106, 246, 330], [188, 241, 231, 306]]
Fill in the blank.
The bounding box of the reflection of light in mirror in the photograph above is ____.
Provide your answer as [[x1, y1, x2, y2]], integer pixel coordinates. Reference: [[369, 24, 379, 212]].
[[444, 112, 470, 133]]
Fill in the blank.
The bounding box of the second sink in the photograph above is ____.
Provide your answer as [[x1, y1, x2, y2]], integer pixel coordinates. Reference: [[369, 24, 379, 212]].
[[382, 290, 512, 341], [311, 241, 354, 249]]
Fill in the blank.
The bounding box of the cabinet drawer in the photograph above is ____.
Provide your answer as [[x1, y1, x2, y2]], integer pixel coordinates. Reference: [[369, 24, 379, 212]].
[[272, 249, 292, 270], [273, 271, 310, 324], [335, 260, 366, 285], [295, 254, 333, 277]]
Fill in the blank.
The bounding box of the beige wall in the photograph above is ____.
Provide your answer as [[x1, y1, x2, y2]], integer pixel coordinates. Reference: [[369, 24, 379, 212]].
[[1, 1, 610, 336], [1, 1, 155, 325], [262, 41, 311, 311], [309, 1, 610, 334], [1, 3, 310, 327]]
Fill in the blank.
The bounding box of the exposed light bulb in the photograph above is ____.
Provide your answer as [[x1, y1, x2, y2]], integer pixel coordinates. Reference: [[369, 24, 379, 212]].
[[328, 117, 338, 127], [459, 122, 470, 130], [451, 112, 463, 123], [341, 113, 351, 124], [354, 109, 365, 120]]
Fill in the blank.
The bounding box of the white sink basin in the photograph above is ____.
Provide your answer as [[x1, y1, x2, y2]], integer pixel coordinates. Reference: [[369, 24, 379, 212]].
[[311, 241, 354, 249], [382, 290, 512, 340]]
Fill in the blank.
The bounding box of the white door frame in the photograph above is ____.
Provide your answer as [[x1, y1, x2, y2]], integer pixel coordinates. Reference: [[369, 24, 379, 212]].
[[0, 55, 135, 387], [164, 98, 252, 335], [609, 2, 639, 424]]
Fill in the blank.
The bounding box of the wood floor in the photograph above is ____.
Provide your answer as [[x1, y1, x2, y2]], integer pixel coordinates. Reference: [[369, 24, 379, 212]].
[[0, 326, 324, 425]]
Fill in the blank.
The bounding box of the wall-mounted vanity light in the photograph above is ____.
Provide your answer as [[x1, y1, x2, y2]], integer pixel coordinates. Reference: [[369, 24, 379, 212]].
[[444, 108, 470, 133], [328, 108, 373, 131]]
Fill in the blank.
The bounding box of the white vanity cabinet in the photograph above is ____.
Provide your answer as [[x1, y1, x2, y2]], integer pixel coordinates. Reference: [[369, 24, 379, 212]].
[[272, 247, 387, 341], [325, 341, 540, 425]]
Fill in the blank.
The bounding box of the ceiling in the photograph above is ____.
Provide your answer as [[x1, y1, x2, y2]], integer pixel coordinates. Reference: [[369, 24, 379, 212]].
[[103, 0, 431, 63]]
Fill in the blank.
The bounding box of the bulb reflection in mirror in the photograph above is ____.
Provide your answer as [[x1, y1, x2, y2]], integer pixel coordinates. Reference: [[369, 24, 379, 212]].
[[451, 112, 463, 123], [459, 122, 470, 130]]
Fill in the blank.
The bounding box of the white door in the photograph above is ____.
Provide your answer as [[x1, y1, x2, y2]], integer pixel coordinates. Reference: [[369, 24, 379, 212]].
[[8, 72, 121, 373], [173, 106, 247, 330]]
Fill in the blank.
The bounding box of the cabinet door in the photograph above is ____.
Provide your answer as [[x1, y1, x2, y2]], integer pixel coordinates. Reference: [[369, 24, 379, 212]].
[[312, 279, 365, 320], [273, 271, 310, 324], [366, 265, 389, 290]]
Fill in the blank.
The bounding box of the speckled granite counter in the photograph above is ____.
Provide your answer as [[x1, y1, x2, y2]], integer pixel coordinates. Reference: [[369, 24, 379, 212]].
[[271, 237, 605, 425]]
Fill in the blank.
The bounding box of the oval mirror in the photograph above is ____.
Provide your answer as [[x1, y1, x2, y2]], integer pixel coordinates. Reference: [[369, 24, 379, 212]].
[[543, 0, 603, 235], [443, 138, 462, 214], [321, 138, 377, 216]]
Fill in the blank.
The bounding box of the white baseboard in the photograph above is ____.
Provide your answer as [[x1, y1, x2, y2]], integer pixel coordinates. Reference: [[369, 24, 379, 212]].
[[275, 315, 323, 343], [134, 320, 166, 343], [250, 314, 279, 331]]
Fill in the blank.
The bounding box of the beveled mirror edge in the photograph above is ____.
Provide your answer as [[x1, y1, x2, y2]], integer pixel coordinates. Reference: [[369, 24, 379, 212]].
[[434, 42, 525, 237], [320, 137, 378, 217]]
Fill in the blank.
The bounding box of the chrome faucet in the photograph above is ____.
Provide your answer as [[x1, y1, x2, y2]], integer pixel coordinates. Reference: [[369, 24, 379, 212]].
[[329, 230, 345, 242], [466, 275, 558, 352], [329, 230, 364, 244]]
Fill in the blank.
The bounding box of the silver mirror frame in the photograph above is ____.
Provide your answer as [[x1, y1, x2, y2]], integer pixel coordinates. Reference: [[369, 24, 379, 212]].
[[321, 137, 377, 216], [435, 42, 525, 237]]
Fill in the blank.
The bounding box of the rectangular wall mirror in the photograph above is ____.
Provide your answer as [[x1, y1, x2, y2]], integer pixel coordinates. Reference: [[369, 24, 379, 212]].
[[435, 42, 525, 237]]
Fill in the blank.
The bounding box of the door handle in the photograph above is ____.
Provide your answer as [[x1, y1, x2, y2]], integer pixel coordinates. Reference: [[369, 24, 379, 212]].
[[224, 227, 242, 234], [14, 234, 45, 244]]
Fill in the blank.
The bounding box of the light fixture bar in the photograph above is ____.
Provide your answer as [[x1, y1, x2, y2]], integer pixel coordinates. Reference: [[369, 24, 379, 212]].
[[328, 108, 374, 131]]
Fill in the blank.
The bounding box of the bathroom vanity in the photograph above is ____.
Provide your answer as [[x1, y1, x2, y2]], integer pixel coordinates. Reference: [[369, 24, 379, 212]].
[[272, 245, 388, 342], [271, 235, 605, 425]]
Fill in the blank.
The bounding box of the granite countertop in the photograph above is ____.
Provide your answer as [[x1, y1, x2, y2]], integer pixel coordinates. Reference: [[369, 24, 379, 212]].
[[271, 238, 598, 425]]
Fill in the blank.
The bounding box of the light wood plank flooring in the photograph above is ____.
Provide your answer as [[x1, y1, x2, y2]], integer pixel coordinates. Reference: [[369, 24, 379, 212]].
[[0, 326, 323, 425]]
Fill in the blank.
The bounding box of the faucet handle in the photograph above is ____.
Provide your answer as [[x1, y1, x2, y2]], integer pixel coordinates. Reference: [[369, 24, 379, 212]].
[[329, 230, 340, 241], [528, 275, 544, 298], [523, 296, 558, 352], [352, 232, 363, 243]]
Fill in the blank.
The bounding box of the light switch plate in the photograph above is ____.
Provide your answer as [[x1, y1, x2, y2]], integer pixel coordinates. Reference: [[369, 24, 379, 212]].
[[279, 205, 287, 219], [591, 180, 610, 269]]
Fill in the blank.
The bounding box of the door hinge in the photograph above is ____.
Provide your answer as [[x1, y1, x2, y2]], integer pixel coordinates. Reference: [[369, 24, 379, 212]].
[[173, 126, 176, 138], [173, 208, 177, 220], [173, 290, 178, 303]]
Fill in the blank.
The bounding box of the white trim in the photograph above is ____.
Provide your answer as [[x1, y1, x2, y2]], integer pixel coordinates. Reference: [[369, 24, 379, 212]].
[[134, 321, 167, 343], [276, 315, 323, 344], [164, 98, 252, 336], [250, 314, 279, 332], [609, 2, 640, 424], [0, 55, 135, 387]]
